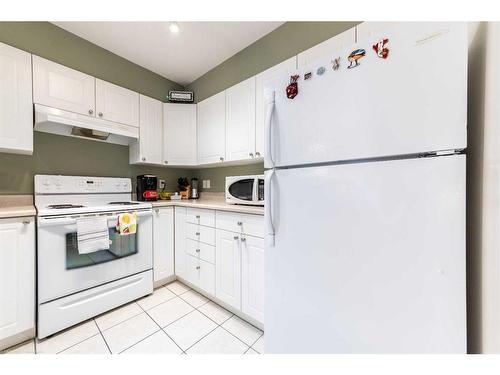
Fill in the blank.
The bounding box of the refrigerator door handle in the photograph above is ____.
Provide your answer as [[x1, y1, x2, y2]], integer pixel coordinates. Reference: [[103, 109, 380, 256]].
[[265, 169, 275, 246], [264, 91, 275, 168]]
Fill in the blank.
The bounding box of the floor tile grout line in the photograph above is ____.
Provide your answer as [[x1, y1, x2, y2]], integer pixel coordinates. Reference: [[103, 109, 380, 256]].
[[94, 319, 112, 354], [217, 324, 255, 350], [117, 327, 162, 354], [182, 324, 220, 353], [53, 332, 102, 354], [136, 300, 185, 354]]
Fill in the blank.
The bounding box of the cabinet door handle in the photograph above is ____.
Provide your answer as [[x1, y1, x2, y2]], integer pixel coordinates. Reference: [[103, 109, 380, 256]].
[[196, 266, 201, 270], [196, 232, 200, 236], [234, 235, 239, 240], [241, 237, 246, 242], [237, 221, 242, 226], [142, 157, 146, 162], [98, 112, 103, 117], [255, 151, 261, 157], [88, 109, 94, 115], [249, 153, 254, 158], [220, 157, 224, 162], [22, 219, 30, 225], [196, 249, 200, 253], [155, 209, 159, 214], [196, 215, 200, 219]]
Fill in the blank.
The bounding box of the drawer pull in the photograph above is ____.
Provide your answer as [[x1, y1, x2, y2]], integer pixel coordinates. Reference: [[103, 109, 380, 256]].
[[196, 266, 201, 270], [196, 215, 200, 219], [241, 237, 246, 242], [196, 249, 200, 253], [196, 232, 200, 236], [237, 221, 243, 226], [234, 235, 239, 240]]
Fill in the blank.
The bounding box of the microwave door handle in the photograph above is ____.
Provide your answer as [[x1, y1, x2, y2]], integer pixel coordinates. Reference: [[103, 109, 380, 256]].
[[253, 178, 258, 202], [264, 91, 275, 168]]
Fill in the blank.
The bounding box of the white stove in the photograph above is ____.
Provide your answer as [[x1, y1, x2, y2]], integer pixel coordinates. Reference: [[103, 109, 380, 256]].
[[35, 175, 154, 339]]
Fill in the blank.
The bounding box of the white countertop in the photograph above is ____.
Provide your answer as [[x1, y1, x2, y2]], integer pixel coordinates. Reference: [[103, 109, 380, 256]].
[[151, 193, 264, 215], [0, 195, 36, 219]]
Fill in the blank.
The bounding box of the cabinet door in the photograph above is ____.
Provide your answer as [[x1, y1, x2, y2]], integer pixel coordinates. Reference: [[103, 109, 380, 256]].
[[0, 218, 35, 349], [163, 103, 197, 166], [174, 207, 187, 279], [153, 207, 174, 283], [215, 229, 241, 309], [32, 55, 95, 116], [0, 43, 33, 155], [297, 27, 356, 69], [130, 95, 163, 165], [96, 79, 139, 127], [241, 235, 264, 324], [197, 92, 226, 164], [255, 57, 297, 158], [225, 77, 256, 161]]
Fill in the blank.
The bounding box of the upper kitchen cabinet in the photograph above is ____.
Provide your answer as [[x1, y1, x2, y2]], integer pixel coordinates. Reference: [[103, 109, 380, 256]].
[[33, 55, 95, 116], [163, 103, 197, 166], [95, 79, 139, 127], [297, 27, 356, 69], [0, 42, 33, 155], [129, 95, 163, 165], [197, 91, 226, 165], [255, 56, 297, 158], [225, 77, 256, 162]]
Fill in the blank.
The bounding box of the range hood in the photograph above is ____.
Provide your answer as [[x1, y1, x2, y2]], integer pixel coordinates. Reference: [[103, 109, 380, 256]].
[[34, 104, 139, 146]]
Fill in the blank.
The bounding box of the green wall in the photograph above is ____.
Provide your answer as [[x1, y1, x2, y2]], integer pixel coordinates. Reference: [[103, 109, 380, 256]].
[[187, 21, 360, 102], [0, 21, 359, 195]]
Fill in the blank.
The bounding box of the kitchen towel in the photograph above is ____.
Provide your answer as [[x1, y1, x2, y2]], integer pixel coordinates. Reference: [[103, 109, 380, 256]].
[[116, 212, 137, 235], [77, 217, 110, 254]]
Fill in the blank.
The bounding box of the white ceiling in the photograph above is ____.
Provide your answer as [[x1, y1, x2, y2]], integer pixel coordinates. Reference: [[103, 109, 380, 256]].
[[52, 22, 284, 86]]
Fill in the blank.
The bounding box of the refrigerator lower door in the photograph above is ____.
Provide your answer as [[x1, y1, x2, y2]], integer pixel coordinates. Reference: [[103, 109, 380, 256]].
[[265, 155, 466, 353]]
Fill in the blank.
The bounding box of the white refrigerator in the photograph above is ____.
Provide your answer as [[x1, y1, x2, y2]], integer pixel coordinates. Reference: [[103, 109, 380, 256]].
[[264, 22, 467, 353]]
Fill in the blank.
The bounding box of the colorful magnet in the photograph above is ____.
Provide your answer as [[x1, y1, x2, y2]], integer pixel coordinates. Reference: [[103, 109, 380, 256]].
[[331, 57, 341, 71], [286, 75, 300, 99], [304, 72, 312, 80], [347, 49, 366, 69], [316, 66, 326, 75], [372, 38, 389, 59]]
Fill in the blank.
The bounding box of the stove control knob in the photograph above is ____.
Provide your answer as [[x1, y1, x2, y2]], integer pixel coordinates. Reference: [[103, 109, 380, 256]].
[[42, 178, 51, 186], [54, 179, 62, 187], [122, 182, 128, 188]]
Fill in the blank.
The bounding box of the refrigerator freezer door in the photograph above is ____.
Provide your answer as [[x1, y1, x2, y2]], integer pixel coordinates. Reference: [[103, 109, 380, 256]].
[[265, 23, 467, 168], [265, 155, 466, 353]]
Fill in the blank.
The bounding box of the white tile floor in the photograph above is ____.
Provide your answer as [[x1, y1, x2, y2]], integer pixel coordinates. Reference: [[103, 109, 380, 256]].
[[2, 280, 263, 355]]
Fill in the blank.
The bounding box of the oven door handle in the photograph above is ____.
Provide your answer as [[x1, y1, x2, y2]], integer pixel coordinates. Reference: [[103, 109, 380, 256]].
[[37, 210, 153, 227]]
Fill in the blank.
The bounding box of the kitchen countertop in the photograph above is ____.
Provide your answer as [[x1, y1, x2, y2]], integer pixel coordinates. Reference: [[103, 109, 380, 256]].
[[0, 195, 36, 219], [150, 193, 264, 215]]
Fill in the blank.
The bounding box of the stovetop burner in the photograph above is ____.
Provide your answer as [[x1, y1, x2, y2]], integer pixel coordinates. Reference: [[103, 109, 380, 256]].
[[47, 204, 85, 209], [108, 201, 140, 206]]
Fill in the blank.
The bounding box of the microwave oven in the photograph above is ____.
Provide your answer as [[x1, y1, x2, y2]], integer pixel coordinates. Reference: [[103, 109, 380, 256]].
[[225, 175, 265, 206]]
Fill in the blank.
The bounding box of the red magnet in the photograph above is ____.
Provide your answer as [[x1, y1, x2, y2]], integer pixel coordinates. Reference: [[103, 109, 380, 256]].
[[286, 75, 300, 99], [373, 38, 389, 59]]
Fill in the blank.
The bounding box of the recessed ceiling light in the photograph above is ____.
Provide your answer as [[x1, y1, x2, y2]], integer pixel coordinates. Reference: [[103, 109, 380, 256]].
[[169, 22, 180, 34]]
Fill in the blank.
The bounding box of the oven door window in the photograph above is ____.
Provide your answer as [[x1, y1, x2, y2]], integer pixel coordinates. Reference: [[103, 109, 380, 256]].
[[66, 228, 138, 270], [229, 179, 254, 201]]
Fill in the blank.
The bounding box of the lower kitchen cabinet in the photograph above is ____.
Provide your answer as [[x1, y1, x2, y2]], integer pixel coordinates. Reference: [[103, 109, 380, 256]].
[[215, 229, 242, 310], [153, 207, 174, 284], [0, 217, 35, 351], [186, 255, 216, 295], [241, 235, 265, 323]]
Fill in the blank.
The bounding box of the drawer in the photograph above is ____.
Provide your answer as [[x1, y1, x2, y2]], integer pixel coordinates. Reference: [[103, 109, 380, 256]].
[[186, 255, 215, 295], [216, 211, 264, 238], [186, 208, 215, 227], [186, 223, 215, 245], [186, 239, 215, 264]]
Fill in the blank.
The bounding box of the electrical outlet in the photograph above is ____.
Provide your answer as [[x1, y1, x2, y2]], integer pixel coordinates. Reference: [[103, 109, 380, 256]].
[[206, 180, 211, 189], [202, 180, 207, 188]]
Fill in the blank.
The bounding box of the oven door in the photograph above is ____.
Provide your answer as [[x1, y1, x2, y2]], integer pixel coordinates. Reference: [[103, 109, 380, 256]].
[[226, 178, 258, 205], [37, 210, 153, 303]]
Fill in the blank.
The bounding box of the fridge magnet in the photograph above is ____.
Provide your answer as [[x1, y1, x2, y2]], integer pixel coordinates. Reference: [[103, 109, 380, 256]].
[[331, 57, 341, 71], [347, 49, 366, 69], [316, 66, 326, 75], [372, 38, 389, 59], [304, 72, 312, 80], [286, 75, 300, 99]]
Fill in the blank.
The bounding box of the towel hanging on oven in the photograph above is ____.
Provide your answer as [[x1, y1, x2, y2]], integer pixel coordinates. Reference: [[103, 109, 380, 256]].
[[116, 212, 138, 235], [76, 217, 110, 254]]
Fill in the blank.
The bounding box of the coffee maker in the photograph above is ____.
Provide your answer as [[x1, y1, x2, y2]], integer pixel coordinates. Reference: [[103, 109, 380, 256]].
[[136, 175, 158, 201], [191, 178, 199, 199]]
